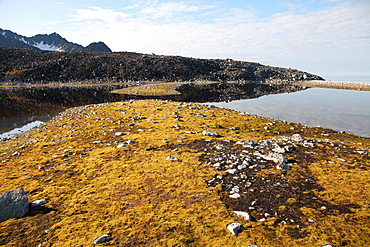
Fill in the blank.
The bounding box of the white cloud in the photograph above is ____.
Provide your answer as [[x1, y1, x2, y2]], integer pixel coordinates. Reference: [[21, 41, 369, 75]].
[[63, 0, 370, 77]]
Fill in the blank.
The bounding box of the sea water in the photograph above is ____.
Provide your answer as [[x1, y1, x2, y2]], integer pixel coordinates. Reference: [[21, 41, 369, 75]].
[[207, 88, 370, 137]]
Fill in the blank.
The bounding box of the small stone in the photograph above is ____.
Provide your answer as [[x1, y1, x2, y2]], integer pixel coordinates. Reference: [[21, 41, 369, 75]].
[[227, 222, 242, 235], [237, 164, 247, 170], [263, 152, 287, 165], [215, 145, 229, 150], [93, 234, 109, 244], [202, 130, 220, 137], [117, 143, 127, 148], [226, 169, 239, 174], [234, 211, 253, 221], [31, 199, 47, 208], [291, 134, 305, 142], [126, 140, 135, 144], [166, 155, 182, 162], [115, 132, 125, 136], [229, 193, 241, 199]]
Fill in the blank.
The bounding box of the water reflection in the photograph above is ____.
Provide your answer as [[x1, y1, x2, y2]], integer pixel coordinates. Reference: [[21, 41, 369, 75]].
[[208, 88, 370, 137], [0, 120, 44, 141]]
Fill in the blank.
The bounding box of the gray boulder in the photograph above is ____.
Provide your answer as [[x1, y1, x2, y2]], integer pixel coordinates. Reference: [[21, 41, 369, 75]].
[[0, 188, 29, 222], [202, 130, 220, 137]]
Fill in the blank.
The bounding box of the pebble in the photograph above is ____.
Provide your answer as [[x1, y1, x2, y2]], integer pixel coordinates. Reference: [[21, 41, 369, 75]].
[[291, 134, 305, 142], [227, 222, 242, 235], [234, 211, 253, 221], [115, 132, 125, 136], [166, 155, 182, 162], [202, 130, 220, 137], [226, 169, 239, 174], [229, 193, 241, 199], [93, 234, 109, 244], [31, 199, 47, 208]]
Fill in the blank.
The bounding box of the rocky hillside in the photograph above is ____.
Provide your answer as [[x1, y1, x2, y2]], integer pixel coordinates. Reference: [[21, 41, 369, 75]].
[[0, 47, 323, 84], [0, 28, 111, 52]]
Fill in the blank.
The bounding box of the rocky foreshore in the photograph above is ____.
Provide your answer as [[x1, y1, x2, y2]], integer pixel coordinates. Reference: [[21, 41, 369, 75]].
[[0, 100, 369, 246]]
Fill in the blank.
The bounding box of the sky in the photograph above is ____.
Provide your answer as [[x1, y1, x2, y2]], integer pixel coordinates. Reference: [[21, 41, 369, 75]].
[[0, 0, 369, 81]]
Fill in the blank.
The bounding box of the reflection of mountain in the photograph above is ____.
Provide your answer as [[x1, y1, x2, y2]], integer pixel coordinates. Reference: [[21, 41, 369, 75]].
[[0, 28, 111, 52]]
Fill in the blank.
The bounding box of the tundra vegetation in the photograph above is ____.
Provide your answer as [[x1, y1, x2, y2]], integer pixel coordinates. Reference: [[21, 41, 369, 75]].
[[0, 100, 369, 246]]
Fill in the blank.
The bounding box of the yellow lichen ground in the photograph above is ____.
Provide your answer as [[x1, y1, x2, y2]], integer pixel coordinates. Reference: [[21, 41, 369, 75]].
[[0, 100, 369, 246]]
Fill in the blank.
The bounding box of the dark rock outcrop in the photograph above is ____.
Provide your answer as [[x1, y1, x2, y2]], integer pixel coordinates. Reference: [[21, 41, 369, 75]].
[[0, 47, 323, 84]]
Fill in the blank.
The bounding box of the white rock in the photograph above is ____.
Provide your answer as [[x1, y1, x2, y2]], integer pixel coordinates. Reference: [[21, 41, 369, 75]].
[[234, 211, 253, 221], [117, 143, 127, 148], [115, 132, 125, 136], [227, 222, 242, 235], [93, 234, 109, 244], [215, 145, 229, 150], [202, 130, 220, 137], [31, 199, 47, 208], [226, 169, 239, 174], [229, 193, 241, 199], [291, 134, 305, 142], [166, 155, 182, 162], [263, 152, 287, 165], [126, 140, 136, 144], [237, 164, 247, 170]]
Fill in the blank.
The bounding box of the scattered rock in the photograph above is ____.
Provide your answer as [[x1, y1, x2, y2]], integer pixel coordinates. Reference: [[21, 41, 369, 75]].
[[202, 130, 220, 137], [291, 134, 305, 142], [117, 143, 127, 148], [226, 169, 239, 174], [166, 155, 182, 162], [230, 193, 241, 199], [0, 188, 29, 222], [234, 211, 253, 221], [227, 222, 242, 235], [30, 199, 47, 208], [115, 132, 125, 136], [93, 234, 110, 244]]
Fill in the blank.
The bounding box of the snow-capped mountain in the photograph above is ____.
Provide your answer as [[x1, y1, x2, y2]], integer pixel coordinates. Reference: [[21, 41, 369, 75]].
[[0, 28, 112, 52]]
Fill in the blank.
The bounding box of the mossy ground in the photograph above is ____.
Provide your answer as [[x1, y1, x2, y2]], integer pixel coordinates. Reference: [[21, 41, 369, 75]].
[[111, 82, 183, 96], [0, 100, 369, 246]]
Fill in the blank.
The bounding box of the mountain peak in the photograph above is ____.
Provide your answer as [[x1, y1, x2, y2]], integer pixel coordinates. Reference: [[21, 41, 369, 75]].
[[0, 28, 112, 52]]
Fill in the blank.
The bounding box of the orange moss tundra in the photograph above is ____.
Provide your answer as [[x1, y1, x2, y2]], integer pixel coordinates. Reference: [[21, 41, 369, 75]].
[[0, 99, 369, 246]]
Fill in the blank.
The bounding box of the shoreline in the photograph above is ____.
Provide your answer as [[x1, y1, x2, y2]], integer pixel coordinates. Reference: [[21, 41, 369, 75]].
[[294, 80, 370, 91]]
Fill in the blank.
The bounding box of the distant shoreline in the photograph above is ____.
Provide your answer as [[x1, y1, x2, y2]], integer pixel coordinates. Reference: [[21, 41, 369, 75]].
[[295, 80, 370, 91]]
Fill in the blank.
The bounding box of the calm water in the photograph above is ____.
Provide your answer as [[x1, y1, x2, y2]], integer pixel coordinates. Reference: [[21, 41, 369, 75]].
[[207, 88, 370, 137], [1, 88, 370, 140]]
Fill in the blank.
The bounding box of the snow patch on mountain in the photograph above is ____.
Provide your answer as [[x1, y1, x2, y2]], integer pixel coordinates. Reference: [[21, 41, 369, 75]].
[[34, 42, 61, 51]]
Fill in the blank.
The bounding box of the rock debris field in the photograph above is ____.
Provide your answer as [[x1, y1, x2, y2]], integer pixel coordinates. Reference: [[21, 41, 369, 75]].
[[0, 99, 369, 246]]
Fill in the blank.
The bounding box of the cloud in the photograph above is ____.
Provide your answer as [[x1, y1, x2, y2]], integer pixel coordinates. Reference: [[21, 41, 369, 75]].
[[63, 0, 370, 77]]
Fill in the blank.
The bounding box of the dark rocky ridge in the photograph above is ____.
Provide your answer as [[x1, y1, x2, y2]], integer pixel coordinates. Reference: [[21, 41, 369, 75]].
[[0, 47, 323, 84]]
